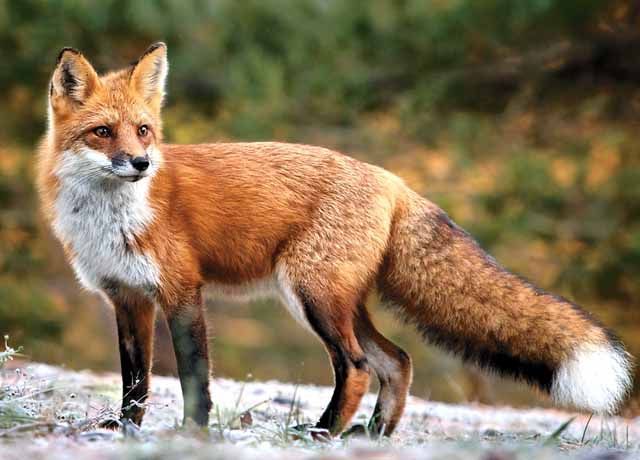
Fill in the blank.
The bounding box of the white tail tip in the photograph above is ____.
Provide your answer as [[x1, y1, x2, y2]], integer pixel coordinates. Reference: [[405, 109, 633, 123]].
[[552, 343, 632, 414]]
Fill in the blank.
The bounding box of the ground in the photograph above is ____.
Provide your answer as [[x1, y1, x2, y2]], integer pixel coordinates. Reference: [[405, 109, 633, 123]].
[[0, 363, 637, 459]]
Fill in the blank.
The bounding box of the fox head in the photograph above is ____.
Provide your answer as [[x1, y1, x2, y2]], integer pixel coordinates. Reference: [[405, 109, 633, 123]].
[[47, 43, 168, 183]]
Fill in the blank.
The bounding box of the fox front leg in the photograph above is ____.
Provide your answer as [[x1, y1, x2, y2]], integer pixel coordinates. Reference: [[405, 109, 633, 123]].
[[102, 289, 156, 428], [164, 291, 212, 427]]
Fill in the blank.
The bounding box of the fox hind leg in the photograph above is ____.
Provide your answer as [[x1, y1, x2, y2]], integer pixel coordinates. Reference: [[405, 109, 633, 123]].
[[275, 198, 394, 437], [353, 305, 412, 436], [285, 283, 371, 437]]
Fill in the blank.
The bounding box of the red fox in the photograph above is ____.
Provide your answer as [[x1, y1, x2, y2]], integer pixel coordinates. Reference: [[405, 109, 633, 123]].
[[37, 43, 632, 436]]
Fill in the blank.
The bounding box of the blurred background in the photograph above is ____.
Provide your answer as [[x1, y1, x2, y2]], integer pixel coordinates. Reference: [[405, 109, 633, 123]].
[[1, 0, 639, 412]]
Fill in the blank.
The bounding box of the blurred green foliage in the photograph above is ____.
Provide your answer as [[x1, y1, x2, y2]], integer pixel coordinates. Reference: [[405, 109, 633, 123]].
[[1, 0, 639, 410], [0, 0, 614, 141]]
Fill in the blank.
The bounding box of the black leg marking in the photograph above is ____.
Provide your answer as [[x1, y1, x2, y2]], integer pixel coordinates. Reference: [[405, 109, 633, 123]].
[[111, 297, 156, 427], [167, 307, 212, 427]]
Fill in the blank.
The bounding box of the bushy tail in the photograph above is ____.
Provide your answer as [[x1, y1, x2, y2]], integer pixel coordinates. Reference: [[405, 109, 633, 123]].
[[379, 191, 632, 413]]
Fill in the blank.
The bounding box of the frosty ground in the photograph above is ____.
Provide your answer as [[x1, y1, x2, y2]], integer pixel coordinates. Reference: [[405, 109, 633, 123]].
[[0, 363, 637, 459]]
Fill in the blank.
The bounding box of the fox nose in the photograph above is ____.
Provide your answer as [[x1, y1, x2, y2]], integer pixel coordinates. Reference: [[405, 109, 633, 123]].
[[130, 156, 150, 172]]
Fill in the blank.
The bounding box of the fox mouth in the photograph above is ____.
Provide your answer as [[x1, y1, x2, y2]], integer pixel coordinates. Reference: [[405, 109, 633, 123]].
[[114, 173, 148, 182], [107, 154, 154, 182], [110, 164, 153, 182]]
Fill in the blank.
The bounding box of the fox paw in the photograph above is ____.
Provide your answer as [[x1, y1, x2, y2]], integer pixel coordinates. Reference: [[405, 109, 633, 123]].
[[99, 418, 122, 430], [291, 423, 331, 441], [99, 417, 141, 438], [341, 424, 369, 438]]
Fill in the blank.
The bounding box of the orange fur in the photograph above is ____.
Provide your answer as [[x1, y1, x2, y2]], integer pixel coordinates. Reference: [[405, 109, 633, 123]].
[[37, 43, 632, 435]]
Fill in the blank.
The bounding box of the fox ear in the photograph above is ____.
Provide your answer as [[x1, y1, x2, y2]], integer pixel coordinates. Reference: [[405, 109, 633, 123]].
[[130, 42, 168, 111], [50, 48, 99, 108]]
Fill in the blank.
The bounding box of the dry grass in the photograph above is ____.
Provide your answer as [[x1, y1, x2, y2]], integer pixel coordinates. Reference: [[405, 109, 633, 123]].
[[0, 339, 637, 459]]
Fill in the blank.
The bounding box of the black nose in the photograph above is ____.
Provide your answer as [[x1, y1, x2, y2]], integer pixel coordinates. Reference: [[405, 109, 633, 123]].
[[130, 156, 150, 172]]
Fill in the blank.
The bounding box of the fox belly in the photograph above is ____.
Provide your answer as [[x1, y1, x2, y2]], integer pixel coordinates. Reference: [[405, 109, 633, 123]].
[[203, 264, 315, 334]]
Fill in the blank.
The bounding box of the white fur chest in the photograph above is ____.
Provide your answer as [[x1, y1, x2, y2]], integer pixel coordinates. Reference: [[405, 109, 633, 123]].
[[52, 153, 160, 293]]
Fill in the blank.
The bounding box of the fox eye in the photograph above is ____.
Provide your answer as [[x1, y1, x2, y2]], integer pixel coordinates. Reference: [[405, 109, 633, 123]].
[[93, 126, 111, 138], [138, 125, 149, 137]]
